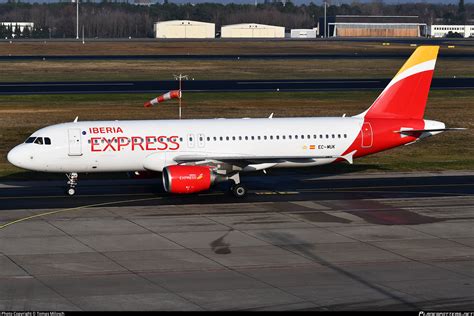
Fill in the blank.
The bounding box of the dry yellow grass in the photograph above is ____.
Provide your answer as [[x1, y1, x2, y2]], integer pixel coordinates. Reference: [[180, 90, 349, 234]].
[[0, 58, 472, 82], [1, 40, 473, 56]]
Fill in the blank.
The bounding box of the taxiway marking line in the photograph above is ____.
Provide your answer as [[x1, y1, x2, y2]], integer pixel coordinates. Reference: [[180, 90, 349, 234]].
[[0, 192, 156, 200], [0, 182, 471, 200], [0, 196, 163, 230], [298, 183, 474, 192]]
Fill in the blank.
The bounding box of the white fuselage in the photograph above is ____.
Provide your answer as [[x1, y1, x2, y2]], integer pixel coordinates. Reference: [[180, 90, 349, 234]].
[[7, 117, 363, 173]]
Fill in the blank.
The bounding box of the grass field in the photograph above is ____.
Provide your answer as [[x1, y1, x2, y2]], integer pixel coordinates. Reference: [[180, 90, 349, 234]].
[[1, 90, 473, 179], [0, 40, 473, 56], [1, 58, 474, 82]]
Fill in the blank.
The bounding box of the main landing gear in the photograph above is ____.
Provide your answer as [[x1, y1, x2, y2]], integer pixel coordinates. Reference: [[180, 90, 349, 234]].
[[66, 172, 78, 196], [229, 173, 247, 198]]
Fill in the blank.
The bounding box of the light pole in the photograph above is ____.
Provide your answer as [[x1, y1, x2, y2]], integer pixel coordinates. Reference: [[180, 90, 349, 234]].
[[74, 0, 79, 40], [323, 1, 327, 38], [173, 74, 188, 120]]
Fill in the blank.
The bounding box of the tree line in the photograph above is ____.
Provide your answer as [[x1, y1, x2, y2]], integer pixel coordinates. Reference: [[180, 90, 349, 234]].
[[0, 1, 472, 39]]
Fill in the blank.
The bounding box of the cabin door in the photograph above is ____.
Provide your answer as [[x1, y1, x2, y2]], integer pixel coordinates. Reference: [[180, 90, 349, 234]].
[[68, 129, 83, 156]]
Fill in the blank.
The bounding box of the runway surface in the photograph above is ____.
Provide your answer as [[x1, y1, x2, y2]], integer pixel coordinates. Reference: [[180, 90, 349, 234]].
[[2, 53, 474, 61], [1, 170, 473, 310], [1, 77, 473, 95]]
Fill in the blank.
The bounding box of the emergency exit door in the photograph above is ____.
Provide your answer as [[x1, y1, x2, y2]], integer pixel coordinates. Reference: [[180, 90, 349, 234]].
[[68, 129, 82, 156], [361, 122, 373, 148]]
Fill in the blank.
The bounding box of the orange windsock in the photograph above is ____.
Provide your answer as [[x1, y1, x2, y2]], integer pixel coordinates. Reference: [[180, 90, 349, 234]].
[[144, 90, 182, 107]]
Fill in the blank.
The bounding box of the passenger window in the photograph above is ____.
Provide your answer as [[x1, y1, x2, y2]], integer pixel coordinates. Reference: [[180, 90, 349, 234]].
[[282, 135, 286, 140], [239, 136, 242, 140], [338, 134, 341, 138], [34, 137, 43, 145], [295, 135, 298, 139], [219, 137, 223, 141], [258, 136, 261, 140], [313, 135, 317, 139], [251, 136, 254, 140], [320, 135, 323, 139], [289, 135, 292, 139], [301, 135, 305, 139], [232, 136, 236, 141], [264, 136, 267, 140], [180, 137, 183, 142], [207, 137, 210, 141], [270, 136, 273, 140], [332, 134, 335, 138], [276, 135, 279, 140], [25, 137, 36, 143], [326, 135, 329, 138], [344, 134, 347, 138], [245, 136, 248, 140]]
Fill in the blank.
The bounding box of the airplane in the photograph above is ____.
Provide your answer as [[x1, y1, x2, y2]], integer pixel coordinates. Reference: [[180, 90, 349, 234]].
[[7, 46, 463, 197]]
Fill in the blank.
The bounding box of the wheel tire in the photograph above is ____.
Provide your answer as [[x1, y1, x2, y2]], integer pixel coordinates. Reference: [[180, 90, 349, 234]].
[[67, 188, 76, 196], [232, 184, 247, 198]]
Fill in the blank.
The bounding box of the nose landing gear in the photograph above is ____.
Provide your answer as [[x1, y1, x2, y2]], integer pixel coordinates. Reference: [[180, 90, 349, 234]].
[[66, 172, 78, 196]]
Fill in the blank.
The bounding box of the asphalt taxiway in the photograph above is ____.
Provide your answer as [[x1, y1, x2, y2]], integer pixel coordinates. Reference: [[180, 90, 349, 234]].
[[1, 171, 473, 310], [1, 78, 474, 95]]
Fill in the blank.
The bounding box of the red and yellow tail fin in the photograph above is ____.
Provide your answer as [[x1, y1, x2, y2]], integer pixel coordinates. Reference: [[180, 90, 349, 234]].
[[357, 46, 439, 120]]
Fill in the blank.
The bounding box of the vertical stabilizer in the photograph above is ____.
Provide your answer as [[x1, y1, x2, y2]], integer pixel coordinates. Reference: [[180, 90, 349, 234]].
[[356, 46, 439, 120]]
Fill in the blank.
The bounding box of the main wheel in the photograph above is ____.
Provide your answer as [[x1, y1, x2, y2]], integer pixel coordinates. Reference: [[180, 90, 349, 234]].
[[231, 184, 247, 198], [66, 188, 76, 196]]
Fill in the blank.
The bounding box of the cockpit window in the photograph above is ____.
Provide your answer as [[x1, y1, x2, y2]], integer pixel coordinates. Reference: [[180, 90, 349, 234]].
[[44, 137, 51, 145], [34, 137, 43, 145], [25, 137, 36, 143]]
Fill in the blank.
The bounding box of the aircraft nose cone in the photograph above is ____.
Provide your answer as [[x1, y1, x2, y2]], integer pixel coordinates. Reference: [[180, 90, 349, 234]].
[[7, 146, 25, 169]]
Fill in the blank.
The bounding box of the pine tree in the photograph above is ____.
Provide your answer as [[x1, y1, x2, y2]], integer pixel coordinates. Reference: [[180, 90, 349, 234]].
[[22, 25, 31, 38], [14, 24, 22, 38], [7, 24, 13, 39], [0, 24, 7, 39], [458, 0, 466, 25]]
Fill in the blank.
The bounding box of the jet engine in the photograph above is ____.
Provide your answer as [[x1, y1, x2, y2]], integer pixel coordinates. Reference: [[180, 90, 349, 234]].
[[162, 165, 221, 194]]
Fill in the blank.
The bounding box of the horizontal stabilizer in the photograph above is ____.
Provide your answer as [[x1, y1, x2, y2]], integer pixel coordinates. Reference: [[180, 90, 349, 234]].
[[395, 128, 466, 135]]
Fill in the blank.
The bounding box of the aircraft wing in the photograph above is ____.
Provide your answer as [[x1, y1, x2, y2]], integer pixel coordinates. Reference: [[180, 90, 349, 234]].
[[173, 150, 357, 165]]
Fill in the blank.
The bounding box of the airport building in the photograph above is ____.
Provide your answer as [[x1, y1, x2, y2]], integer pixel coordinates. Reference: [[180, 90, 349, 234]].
[[290, 28, 317, 38], [318, 16, 426, 38], [1, 22, 34, 37], [221, 23, 285, 38], [154, 20, 215, 39], [429, 25, 474, 38]]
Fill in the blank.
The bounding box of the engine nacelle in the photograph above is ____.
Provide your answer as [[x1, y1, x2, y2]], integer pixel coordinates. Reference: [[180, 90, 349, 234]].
[[162, 165, 215, 194]]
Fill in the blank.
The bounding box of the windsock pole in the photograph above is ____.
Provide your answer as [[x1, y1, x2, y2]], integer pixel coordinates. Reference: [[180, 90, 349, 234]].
[[179, 76, 182, 120], [174, 73, 188, 120]]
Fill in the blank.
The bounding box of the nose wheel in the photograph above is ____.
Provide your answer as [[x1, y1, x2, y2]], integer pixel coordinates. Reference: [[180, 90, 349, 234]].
[[66, 173, 78, 196]]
